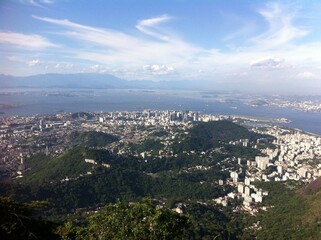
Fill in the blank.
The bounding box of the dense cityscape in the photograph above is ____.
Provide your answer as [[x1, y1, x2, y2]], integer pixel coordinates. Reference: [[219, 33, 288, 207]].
[[1, 110, 321, 217]]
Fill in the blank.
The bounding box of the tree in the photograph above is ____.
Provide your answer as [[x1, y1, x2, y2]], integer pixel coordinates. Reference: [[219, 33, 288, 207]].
[[0, 197, 57, 240], [58, 199, 190, 240]]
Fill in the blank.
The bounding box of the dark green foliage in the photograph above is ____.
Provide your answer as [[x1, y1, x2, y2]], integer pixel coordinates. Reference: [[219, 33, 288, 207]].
[[186, 203, 235, 240], [20, 147, 122, 184], [190, 121, 261, 147], [140, 153, 218, 173], [133, 138, 164, 155], [21, 147, 92, 184], [8, 146, 231, 214], [224, 144, 261, 159], [151, 130, 168, 137], [71, 131, 119, 147], [173, 120, 269, 153], [248, 181, 321, 239], [56, 199, 190, 240], [0, 197, 58, 240], [70, 112, 94, 119], [146, 172, 226, 200]]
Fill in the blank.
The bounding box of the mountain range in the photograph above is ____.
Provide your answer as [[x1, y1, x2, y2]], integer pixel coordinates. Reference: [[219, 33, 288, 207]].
[[0, 73, 203, 90]]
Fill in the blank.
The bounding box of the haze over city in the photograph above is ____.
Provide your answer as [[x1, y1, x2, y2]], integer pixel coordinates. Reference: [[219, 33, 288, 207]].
[[1, 0, 321, 93]]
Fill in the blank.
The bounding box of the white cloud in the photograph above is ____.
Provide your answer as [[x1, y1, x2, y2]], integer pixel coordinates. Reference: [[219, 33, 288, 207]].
[[54, 63, 74, 70], [28, 59, 41, 67], [32, 15, 141, 50], [32, 15, 200, 71], [89, 65, 102, 72], [250, 56, 284, 68], [82, 64, 109, 73], [136, 15, 172, 41], [251, 3, 308, 50], [0, 31, 57, 49], [296, 71, 317, 79], [143, 64, 175, 75]]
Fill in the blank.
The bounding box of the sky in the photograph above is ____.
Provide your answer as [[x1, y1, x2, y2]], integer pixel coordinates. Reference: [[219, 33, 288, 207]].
[[1, 0, 321, 93]]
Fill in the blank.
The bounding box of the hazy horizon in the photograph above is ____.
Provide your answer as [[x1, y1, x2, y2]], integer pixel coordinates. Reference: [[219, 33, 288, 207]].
[[1, 0, 321, 94]]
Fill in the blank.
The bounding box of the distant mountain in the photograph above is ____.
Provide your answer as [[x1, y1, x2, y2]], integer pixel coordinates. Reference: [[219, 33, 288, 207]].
[[0, 73, 201, 90], [0, 73, 126, 88]]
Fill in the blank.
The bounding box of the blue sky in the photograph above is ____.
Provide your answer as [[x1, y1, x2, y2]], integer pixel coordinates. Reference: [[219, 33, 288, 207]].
[[1, 0, 321, 93]]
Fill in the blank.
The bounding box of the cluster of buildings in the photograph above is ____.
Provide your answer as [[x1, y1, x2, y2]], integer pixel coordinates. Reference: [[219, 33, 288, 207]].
[[261, 127, 321, 181], [0, 113, 85, 177], [216, 125, 321, 213], [97, 109, 224, 126], [268, 99, 321, 112]]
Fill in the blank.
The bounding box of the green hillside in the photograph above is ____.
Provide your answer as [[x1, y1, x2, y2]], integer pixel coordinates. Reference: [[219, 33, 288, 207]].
[[71, 131, 119, 147], [187, 121, 271, 150], [14, 146, 230, 212], [247, 180, 321, 239], [21, 147, 117, 184], [173, 120, 270, 157]]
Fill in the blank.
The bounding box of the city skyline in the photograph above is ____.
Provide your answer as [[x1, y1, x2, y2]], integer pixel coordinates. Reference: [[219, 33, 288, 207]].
[[1, 0, 321, 93]]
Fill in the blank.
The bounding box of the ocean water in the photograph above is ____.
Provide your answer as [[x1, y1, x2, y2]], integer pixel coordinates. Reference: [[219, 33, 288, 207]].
[[1, 88, 321, 135]]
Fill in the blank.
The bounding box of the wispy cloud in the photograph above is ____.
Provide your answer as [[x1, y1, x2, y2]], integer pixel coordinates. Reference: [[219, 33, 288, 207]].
[[252, 2, 308, 50], [136, 15, 172, 41], [0, 31, 58, 49], [32, 15, 149, 51], [21, 0, 54, 8], [32, 15, 200, 69]]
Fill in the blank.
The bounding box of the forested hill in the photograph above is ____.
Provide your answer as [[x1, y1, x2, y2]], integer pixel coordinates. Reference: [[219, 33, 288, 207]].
[[190, 120, 265, 143], [174, 120, 274, 152], [250, 179, 321, 239], [19, 147, 120, 184], [71, 131, 119, 147]]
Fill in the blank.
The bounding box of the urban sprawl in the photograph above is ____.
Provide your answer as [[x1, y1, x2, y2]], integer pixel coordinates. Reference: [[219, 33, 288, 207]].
[[1, 110, 321, 215]]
